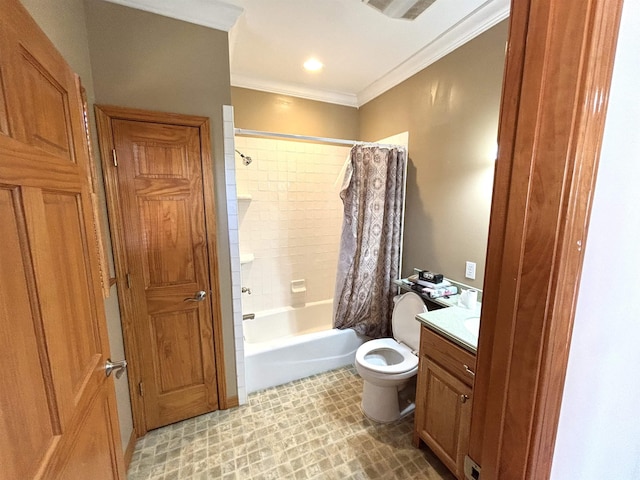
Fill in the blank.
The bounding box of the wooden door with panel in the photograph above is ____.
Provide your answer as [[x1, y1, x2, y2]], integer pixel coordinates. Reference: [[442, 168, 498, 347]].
[[99, 112, 222, 431], [0, 0, 125, 478]]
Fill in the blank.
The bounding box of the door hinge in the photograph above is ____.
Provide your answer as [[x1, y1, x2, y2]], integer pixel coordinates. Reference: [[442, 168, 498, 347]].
[[138, 382, 144, 397], [126, 273, 131, 289], [111, 148, 118, 167]]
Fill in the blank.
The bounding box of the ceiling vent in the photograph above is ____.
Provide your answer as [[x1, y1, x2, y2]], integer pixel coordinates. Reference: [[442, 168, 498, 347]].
[[362, 0, 437, 20]]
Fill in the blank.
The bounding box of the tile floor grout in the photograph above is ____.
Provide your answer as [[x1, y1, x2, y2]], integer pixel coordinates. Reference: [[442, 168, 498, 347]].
[[127, 366, 455, 479]]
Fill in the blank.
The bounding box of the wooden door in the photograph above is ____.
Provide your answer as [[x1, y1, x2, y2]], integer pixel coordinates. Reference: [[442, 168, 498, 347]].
[[0, 1, 124, 478], [96, 108, 223, 431], [467, 1, 624, 478]]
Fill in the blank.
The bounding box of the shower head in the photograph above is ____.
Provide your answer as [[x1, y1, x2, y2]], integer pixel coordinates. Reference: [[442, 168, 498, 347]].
[[235, 149, 253, 166]]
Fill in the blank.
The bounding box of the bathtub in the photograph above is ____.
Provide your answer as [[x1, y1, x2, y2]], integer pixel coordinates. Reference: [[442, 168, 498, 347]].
[[243, 299, 366, 393]]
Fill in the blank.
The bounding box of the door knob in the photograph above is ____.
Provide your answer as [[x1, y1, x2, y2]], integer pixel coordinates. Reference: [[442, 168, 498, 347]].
[[105, 358, 127, 379], [184, 290, 206, 302]]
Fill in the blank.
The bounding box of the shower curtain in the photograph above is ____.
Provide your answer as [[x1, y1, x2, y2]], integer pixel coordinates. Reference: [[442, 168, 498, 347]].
[[333, 144, 406, 338]]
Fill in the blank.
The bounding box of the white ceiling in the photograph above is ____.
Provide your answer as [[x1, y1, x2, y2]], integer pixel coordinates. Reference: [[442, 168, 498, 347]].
[[101, 0, 510, 107]]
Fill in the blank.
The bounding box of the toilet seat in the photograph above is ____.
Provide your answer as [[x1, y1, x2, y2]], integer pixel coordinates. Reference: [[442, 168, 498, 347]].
[[356, 338, 418, 375]]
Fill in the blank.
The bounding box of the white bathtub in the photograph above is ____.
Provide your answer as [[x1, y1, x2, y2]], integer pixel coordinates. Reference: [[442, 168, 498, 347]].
[[243, 299, 366, 393]]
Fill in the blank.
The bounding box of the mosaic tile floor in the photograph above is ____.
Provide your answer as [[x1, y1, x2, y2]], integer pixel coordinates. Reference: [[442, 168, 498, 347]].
[[128, 366, 456, 480]]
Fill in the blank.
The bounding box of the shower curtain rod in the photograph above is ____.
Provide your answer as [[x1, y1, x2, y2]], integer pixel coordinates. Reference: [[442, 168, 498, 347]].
[[234, 128, 401, 149]]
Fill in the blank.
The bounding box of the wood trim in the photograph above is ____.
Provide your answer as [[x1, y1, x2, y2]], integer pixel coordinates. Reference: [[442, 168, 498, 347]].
[[95, 106, 147, 437], [79, 83, 111, 299], [225, 395, 239, 409], [109, 277, 117, 287], [468, 0, 624, 478], [198, 117, 229, 409], [466, 0, 530, 463], [94, 104, 228, 435], [94, 104, 209, 128], [123, 428, 137, 471]]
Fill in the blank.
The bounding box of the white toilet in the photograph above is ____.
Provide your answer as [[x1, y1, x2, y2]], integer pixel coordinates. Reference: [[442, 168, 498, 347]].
[[355, 292, 427, 423]]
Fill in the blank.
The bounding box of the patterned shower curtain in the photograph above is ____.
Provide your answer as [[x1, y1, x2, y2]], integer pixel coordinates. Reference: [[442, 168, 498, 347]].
[[333, 144, 406, 338]]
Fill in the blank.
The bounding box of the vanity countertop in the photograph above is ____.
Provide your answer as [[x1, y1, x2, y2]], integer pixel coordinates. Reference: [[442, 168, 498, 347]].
[[416, 302, 481, 354]]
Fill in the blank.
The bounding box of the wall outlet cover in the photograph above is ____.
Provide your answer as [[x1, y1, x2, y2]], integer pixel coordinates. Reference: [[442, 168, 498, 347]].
[[465, 261, 476, 280]]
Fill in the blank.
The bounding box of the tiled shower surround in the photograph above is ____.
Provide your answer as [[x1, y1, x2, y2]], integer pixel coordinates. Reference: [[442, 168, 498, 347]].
[[234, 136, 351, 313]]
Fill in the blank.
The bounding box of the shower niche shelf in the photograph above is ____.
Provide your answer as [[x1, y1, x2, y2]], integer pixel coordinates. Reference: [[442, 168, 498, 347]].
[[240, 253, 254, 265], [237, 193, 252, 201]]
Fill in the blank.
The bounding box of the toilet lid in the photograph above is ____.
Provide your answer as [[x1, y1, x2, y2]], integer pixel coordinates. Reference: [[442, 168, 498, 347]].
[[392, 292, 427, 351]]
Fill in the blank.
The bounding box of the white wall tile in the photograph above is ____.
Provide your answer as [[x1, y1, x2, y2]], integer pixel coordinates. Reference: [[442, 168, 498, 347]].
[[222, 105, 247, 405], [234, 137, 349, 313]]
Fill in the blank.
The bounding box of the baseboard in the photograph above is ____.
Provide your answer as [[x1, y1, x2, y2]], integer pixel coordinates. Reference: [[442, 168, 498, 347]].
[[123, 428, 137, 470], [225, 395, 239, 409]]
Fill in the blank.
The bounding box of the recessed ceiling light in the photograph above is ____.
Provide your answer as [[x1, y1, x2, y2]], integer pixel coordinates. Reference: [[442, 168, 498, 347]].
[[303, 58, 323, 72]]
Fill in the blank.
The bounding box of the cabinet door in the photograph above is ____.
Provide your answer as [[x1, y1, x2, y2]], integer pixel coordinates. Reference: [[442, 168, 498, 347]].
[[416, 358, 472, 479]]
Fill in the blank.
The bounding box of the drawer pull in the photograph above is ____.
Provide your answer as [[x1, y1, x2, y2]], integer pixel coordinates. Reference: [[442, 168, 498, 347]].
[[464, 364, 475, 377], [460, 394, 469, 403]]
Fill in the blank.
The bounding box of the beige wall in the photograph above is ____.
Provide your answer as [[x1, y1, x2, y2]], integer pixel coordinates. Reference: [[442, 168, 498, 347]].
[[231, 87, 359, 140], [83, 0, 237, 399], [359, 21, 509, 288], [19, 0, 134, 452]]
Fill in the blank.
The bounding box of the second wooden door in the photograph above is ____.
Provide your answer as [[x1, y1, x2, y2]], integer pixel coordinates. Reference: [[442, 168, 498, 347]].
[[97, 108, 223, 431]]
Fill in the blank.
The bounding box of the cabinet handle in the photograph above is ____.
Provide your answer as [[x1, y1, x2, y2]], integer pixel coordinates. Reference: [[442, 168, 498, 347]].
[[464, 364, 475, 377], [460, 394, 469, 403]]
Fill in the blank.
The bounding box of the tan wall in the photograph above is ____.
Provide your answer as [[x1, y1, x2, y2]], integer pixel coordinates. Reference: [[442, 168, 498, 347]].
[[359, 21, 509, 288], [231, 87, 359, 140], [19, 0, 133, 452], [83, 0, 237, 401]]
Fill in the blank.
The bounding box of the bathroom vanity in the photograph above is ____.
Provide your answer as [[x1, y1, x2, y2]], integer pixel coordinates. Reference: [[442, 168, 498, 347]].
[[412, 302, 480, 480]]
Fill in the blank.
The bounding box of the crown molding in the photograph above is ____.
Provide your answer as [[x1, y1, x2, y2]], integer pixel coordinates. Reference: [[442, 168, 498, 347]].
[[99, 0, 243, 32], [357, 0, 510, 106], [231, 74, 360, 108]]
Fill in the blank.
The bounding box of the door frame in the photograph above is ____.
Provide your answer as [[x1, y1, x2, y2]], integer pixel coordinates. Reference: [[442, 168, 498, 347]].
[[469, 0, 624, 478], [95, 105, 227, 436]]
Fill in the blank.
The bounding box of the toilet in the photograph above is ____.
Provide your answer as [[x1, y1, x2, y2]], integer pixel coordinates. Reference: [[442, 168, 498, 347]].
[[355, 292, 427, 423]]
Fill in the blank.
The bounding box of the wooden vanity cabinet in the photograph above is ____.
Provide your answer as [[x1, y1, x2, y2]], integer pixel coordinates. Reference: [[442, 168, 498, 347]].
[[413, 325, 476, 480]]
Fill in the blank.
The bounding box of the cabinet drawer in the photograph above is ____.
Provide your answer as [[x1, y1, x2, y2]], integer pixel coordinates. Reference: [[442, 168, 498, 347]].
[[420, 326, 476, 386]]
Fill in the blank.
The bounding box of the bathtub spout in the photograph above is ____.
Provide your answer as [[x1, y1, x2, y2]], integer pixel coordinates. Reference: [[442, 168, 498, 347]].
[[243, 313, 255, 321]]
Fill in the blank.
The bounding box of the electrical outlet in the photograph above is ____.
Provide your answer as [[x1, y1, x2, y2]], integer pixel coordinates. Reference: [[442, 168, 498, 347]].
[[465, 261, 476, 280]]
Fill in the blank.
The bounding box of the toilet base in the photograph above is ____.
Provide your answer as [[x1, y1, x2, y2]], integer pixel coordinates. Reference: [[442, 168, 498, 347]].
[[360, 379, 416, 423]]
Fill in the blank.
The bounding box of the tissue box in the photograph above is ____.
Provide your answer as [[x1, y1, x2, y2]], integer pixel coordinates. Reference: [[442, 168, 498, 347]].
[[418, 270, 444, 284]]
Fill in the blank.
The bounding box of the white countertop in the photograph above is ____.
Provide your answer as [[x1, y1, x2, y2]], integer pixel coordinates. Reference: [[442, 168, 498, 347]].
[[416, 301, 481, 353]]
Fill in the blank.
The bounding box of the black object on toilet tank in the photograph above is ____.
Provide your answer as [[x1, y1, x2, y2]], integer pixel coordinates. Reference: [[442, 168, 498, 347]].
[[418, 270, 444, 284]]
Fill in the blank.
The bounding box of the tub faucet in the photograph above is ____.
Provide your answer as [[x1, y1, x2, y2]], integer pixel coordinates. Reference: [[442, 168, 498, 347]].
[[242, 313, 255, 321], [242, 287, 252, 295]]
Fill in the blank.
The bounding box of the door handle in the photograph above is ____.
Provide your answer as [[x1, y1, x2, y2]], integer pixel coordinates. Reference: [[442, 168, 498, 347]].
[[464, 364, 475, 377], [184, 290, 206, 302], [105, 358, 127, 379]]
